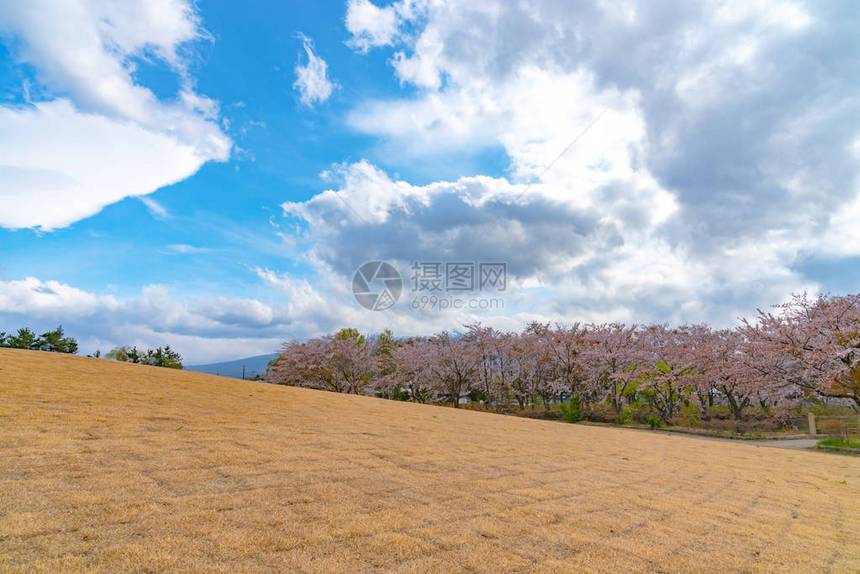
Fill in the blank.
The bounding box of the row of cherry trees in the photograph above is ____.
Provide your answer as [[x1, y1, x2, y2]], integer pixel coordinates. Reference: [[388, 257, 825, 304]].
[[267, 293, 859, 421]]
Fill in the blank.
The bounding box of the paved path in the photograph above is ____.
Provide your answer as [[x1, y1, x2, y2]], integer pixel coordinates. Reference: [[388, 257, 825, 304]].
[[738, 438, 820, 450], [584, 421, 829, 451]]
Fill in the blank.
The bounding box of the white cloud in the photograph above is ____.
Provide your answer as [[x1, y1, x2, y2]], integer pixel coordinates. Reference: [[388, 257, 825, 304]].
[[0, 272, 496, 362], [0, 100, 205, 229], [0, 278, 291, 363], [279, 160, 809, 328], [139, 196, 170, 220], [166, 244, 211, 254], [0, 277, 118, 317], [280, 0, 860, 328], [293, 36, 336, 107], [344, 0, 400, 52], [0, 0, 230, 230]]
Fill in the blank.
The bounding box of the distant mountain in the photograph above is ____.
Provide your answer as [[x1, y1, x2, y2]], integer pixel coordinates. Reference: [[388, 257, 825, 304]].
[[185, 353, 278, 379]]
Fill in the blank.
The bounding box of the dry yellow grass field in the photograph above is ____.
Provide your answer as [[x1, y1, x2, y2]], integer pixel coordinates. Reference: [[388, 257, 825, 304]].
[[0, 348, 858, 573]]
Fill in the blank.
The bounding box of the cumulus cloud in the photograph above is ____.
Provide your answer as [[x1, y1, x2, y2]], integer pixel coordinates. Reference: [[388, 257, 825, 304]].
[[0, 271, 503, 362], [0, 277, 118, 317], [349, 0, 859, 250], [0, 277, 295, 363], [0, 0, 231, 230], [344, 0, 401, 52], [280, 160, 810, 327], [293, 35, 336, 107], [284, 0, 860, 329]]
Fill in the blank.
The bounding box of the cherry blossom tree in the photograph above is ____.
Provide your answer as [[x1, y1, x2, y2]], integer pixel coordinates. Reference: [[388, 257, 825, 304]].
[[270, 338, 340, 391], [582, 323, 641, 421], [489, 331, 526, 409], [269, 290, 858, 417], [389, 337, 439, 403], [464, 323, 509, 407], [741, 292, 860, 409], [693, 328, 763, 420], [326, 328, 377, 394], [679, 324, 717, 417], [425, 332, 480, 407], [545, 322, 589, 400], [270, 328, 376, 394], [519, 323, 564, 409], [502, 334, 534, 409], [636, 325, 699, 422]]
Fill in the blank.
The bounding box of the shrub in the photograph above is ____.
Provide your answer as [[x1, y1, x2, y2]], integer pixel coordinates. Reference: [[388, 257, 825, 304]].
[[621, 404, 637, 424], [559, 396, 581, 423], [680, 404, 701, 427], [647, 416, 664, 430], [772, 410, 798, 430], [625, 403, 659, 425], [582, 402, 617, 423]]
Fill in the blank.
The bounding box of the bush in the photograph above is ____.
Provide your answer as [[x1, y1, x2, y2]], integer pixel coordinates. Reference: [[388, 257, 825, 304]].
[[680, 404, 701, 427], [559, 396, 581, 423], [621, 404, 637, 424], [582, 402, 617, 423], [624, 403, 659, 425], [647, 416, 664, 430], [772, 410, 798, 430]]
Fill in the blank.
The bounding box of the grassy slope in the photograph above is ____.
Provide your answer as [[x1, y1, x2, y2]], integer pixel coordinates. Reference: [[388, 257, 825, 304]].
[[0, 348, 858, 573]]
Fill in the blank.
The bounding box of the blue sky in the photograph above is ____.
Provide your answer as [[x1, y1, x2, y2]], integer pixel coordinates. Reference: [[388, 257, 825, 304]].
[[0, 1, 858, 362], [1, 1, 427, 294]]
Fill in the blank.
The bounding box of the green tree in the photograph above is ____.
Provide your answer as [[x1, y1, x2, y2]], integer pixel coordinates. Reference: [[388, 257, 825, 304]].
[[147, 346, 183, 369], [7, 328, 40, 349], [38, 325, 78, 354], [0, 325, 77, 354], [334, 327, 365, 344], [373, 329, 402, 399], [106, 346, 131, 362], [127, 346, 143, 364], [108, 345, 182, 369]]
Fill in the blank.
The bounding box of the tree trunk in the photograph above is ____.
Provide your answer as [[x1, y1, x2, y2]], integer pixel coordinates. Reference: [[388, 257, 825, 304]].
[[724, 388, 744, 420]]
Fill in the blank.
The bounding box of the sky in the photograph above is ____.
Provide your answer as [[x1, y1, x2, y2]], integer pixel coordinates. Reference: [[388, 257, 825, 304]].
[[0, 0, 858, 364]]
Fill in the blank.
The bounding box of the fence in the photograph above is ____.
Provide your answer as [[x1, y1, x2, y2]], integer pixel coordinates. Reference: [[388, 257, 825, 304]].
[[810, 414, 860, 440]]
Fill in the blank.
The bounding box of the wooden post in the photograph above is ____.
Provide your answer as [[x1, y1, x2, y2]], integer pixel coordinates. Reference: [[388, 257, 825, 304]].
[[808, 412, 816, 435]]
